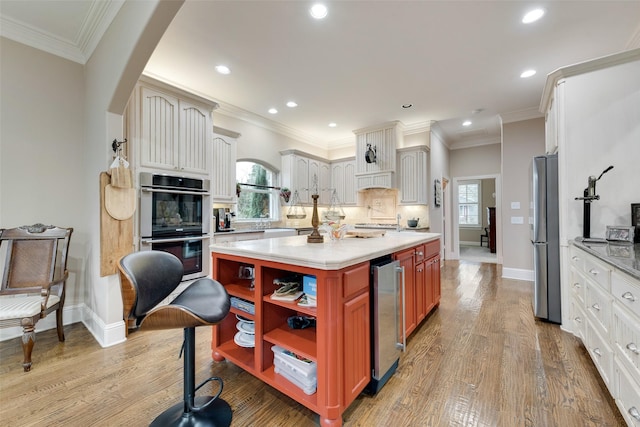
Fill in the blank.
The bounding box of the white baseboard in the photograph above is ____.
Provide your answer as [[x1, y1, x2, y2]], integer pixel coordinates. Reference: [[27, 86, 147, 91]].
[[460, 240, 482, 247], [502, 267, 534, 282], [81, 305, 126, 348], [0, 303, 84, 342]]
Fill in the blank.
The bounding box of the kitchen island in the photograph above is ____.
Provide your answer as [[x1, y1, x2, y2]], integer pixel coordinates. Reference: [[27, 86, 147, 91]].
[[210, 232, 441, 427]]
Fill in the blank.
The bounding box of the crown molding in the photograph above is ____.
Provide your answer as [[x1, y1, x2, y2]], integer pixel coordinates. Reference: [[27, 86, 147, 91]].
[[429, 122, 452, 150], [449, 137, 501, 151], [499, 106, 543, 124], [403, 120, 431, 136], [215, 100, 325, 148], [0, 15, 85, 63], [325, 136, 356, 150], [539, 48, 640, 113], [78, 0, 125, 62], [0, 0, 123, 64], [627, 22, 640, 49]]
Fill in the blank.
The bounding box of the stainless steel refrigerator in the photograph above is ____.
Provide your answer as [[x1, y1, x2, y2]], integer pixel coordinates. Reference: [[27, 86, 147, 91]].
[[531, 154, 561, 324]]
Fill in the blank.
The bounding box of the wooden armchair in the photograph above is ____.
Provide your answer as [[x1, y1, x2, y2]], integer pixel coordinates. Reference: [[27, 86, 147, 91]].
[[0, 224, 73, 371]]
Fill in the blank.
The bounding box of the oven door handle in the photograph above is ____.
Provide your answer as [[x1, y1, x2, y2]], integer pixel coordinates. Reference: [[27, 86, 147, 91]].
[[141, 187, 210, 196], [141, 235, 210, 244]]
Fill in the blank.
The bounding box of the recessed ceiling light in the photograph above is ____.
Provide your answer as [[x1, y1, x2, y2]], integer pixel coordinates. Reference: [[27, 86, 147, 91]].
[[286, 101, 298, 108], [215, 65, 230, 75], [462, 120, 472, 127], [402, 104, 413, 109], [522, 8, 545, 24], [268, 108, 278, 114], [310, 4, 328, 19], [328, 122, 337, 128], [520, 69, 536, 78]]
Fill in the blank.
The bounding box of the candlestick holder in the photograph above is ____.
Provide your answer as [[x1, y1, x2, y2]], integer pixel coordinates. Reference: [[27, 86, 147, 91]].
[[307, 194, 324, 243]]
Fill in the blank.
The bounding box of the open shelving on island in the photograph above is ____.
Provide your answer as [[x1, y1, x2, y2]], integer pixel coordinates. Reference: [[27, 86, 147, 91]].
[[210, 233, 441, 427]]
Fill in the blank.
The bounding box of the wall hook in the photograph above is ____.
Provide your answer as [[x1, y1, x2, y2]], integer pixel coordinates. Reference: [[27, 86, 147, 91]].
[[112, 138, 127, 153]]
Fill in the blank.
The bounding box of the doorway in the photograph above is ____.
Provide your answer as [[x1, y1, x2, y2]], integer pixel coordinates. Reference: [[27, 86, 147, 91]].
[[450, 175, 501, 264]]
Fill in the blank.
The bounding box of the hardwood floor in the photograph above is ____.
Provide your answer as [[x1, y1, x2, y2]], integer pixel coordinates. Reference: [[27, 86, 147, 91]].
[[0, 261, 624, 426]]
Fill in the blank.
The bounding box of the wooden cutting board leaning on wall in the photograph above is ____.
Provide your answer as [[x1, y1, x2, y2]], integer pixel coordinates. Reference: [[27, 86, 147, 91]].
[[100, 172, 134, 276]]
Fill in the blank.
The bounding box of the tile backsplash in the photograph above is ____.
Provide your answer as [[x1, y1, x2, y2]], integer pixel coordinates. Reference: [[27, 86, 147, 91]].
[[221, 188, 430, 230]]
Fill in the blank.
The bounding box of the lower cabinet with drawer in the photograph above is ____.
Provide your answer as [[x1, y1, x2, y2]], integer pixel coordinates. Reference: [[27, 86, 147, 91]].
[[394, 239, 441, 338], [615, 360, 640, 426], [570, 243, 640, 426]]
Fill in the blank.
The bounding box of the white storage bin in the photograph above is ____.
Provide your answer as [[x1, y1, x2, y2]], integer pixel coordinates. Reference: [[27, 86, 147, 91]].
[[272, 345, 317, 395], [272, 346, 317, 378]]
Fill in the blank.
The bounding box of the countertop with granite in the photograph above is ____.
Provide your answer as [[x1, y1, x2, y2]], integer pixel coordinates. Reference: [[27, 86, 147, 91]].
[[571, 239, 640, 280]]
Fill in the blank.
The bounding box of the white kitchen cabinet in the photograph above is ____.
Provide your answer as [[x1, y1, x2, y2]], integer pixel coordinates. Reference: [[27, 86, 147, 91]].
[[330, 158, 357, 206], [544, 82, 562, 155], [397, 146, 428, 205], [281, 152, 309, 204], [353, 121, 401, 190], [570, 243, 640, 424], [212, 130, 238, 203], [131, 76, 217, 177], [212, 229, 296, 244], [281, 150, 330, 205], [212, 231, 264, 244], [319, 161, 331, 205], [309, 157, 331, 205]]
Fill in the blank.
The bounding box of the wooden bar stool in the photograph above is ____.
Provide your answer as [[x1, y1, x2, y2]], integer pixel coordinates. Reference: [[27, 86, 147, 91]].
[[118, 251, 232, 426]]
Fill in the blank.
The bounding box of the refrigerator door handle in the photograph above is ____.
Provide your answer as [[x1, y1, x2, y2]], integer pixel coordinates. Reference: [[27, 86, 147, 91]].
[[395, 265, 406, 352]]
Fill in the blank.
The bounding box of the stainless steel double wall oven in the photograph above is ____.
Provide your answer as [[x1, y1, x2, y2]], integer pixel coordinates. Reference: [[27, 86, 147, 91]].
[[139, 172, 210, 281]]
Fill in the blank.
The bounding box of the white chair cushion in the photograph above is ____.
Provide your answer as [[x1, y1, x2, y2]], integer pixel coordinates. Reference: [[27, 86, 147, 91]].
[[0, 295, 60, 320]]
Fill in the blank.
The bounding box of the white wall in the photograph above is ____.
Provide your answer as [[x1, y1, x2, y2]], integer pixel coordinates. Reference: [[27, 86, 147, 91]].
[[556, 55, 640, 330], [450, 143, 501, 177], [81, 0, 184, 345], [501, 117, 545, 278], [0, 37, 87, 339], [428, 125, 450, 259], [561, 60, 640, 241], [0, 1, 185, 345], [214, 113, 330, 173]]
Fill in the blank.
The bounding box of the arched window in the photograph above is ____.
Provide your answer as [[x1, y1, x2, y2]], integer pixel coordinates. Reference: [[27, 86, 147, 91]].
[[236, 161, 279, 221]]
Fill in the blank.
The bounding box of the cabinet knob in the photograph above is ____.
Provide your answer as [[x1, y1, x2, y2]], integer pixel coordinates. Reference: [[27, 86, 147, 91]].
[[571, 255, 579, 261], [627, 342, 640, 355], [591, 303, 601, 311], [573, 282, 581, 289], [574, 316, 582, 323], [630, 407, 640, 421], [592, 347, 602, 357], [589, 268, 599, 276], [622, 291, 637, 302], [416, 251, 424, 256]]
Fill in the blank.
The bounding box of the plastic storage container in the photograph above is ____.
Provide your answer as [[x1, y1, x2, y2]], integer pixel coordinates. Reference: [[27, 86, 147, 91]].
[[230, 296, 255, 315], [272, 345, 317, 395]]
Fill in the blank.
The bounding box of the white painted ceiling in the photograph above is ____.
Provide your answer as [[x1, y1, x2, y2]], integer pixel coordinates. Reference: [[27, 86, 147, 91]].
[[2, 1, 639, 149]]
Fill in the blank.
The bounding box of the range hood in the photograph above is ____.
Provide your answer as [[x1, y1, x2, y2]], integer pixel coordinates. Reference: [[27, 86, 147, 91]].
[[354, 121, 402, 190]]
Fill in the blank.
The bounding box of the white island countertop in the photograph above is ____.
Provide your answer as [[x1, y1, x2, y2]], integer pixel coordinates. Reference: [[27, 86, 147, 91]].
[[210, 231, 440, 270]]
